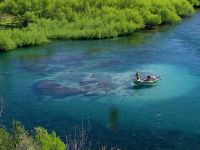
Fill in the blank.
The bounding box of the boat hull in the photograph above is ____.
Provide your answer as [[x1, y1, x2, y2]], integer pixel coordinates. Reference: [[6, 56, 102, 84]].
[[134, 77, 160, 86]]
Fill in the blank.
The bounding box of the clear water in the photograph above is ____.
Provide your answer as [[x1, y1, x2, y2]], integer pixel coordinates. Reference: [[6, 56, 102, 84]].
[[1, 11, 200, 149]]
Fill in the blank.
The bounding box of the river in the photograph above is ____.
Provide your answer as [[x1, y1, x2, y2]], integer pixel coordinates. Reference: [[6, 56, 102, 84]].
[[0, 11, 200, 149]]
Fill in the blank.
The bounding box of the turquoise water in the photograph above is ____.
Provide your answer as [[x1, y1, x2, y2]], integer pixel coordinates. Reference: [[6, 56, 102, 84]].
[[1, 12, 200, 149]]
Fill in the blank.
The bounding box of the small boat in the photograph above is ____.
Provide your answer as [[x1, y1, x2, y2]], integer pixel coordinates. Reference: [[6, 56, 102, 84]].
[[134, 76, 160, 86]]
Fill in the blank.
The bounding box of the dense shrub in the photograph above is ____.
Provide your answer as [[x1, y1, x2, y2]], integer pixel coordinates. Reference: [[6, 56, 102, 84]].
[[188, 0, 200, 7], [11, 121, 38, 150], [0, 128, 10, 150], [0, 28, 49, 50], [0, 0, 198, 50], [0, 30, 16, 50], [142, 11, 162, 27], [0, 121, 66, 150], [35, 127, 66, 150]]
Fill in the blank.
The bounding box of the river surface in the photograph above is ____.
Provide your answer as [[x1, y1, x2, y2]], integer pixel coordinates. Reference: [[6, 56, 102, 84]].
[[1, 11, 200, 149]]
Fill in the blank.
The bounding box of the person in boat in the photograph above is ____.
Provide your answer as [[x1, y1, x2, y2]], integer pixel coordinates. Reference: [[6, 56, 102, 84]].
[[146, 75, 151, 80], [135, 72, 140, 81]]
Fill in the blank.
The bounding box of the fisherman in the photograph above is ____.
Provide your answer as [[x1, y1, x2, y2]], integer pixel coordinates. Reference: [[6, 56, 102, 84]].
[[135, 72, 140, 81]]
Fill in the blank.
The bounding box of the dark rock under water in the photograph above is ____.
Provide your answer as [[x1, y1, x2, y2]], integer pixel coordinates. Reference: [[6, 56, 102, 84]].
[[32, 80, 85, 98], [32, 78, 120, 98]]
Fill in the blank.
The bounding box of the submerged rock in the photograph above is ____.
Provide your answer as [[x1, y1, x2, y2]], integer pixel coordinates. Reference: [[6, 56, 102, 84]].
[[45, 65, 65, 74], [32, 80, 60, 94], [96, 81, 119, 92], [21, 63, 48, 75], [32, 75, 120, 98], [79, 79, 98, 86], [83, 80, 119, 96], [98, 60, 122, 67], [32, 80, 85, 98]]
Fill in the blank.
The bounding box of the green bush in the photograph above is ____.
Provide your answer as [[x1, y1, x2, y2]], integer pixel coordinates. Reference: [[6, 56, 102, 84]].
[[188, 0, 200, 7], [142, 11, 162, 26], [0, 121, 67, 150], [0, 30, 16, 50], [0, 28, 49, 50], [0, 121, 38, 150], [0, 128, 10, 150], [35, 127, 66, 150]]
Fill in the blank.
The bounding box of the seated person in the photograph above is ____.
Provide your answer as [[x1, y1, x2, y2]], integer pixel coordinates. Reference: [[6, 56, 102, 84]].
[[146, 75, 151, 80]]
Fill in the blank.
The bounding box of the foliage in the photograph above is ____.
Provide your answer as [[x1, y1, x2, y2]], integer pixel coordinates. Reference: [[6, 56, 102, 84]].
[[0, 121, 38, 150], [0, 121, 66, 150], [188, 0, 200, 7], [0, 128, 10, 150], [35, 127, 66, 150], [0, 30, 16, 50], [0, 28, 49, 50], [0, 0, 198, 50], [10, 121, 39, 150]]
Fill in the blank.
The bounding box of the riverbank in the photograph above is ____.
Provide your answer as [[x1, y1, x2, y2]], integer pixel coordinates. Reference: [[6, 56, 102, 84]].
[[0, 0, 199, 51]]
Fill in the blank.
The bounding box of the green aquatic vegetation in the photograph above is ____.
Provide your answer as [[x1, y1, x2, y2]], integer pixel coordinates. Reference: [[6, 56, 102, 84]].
[[0, 0, 198, 50]]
